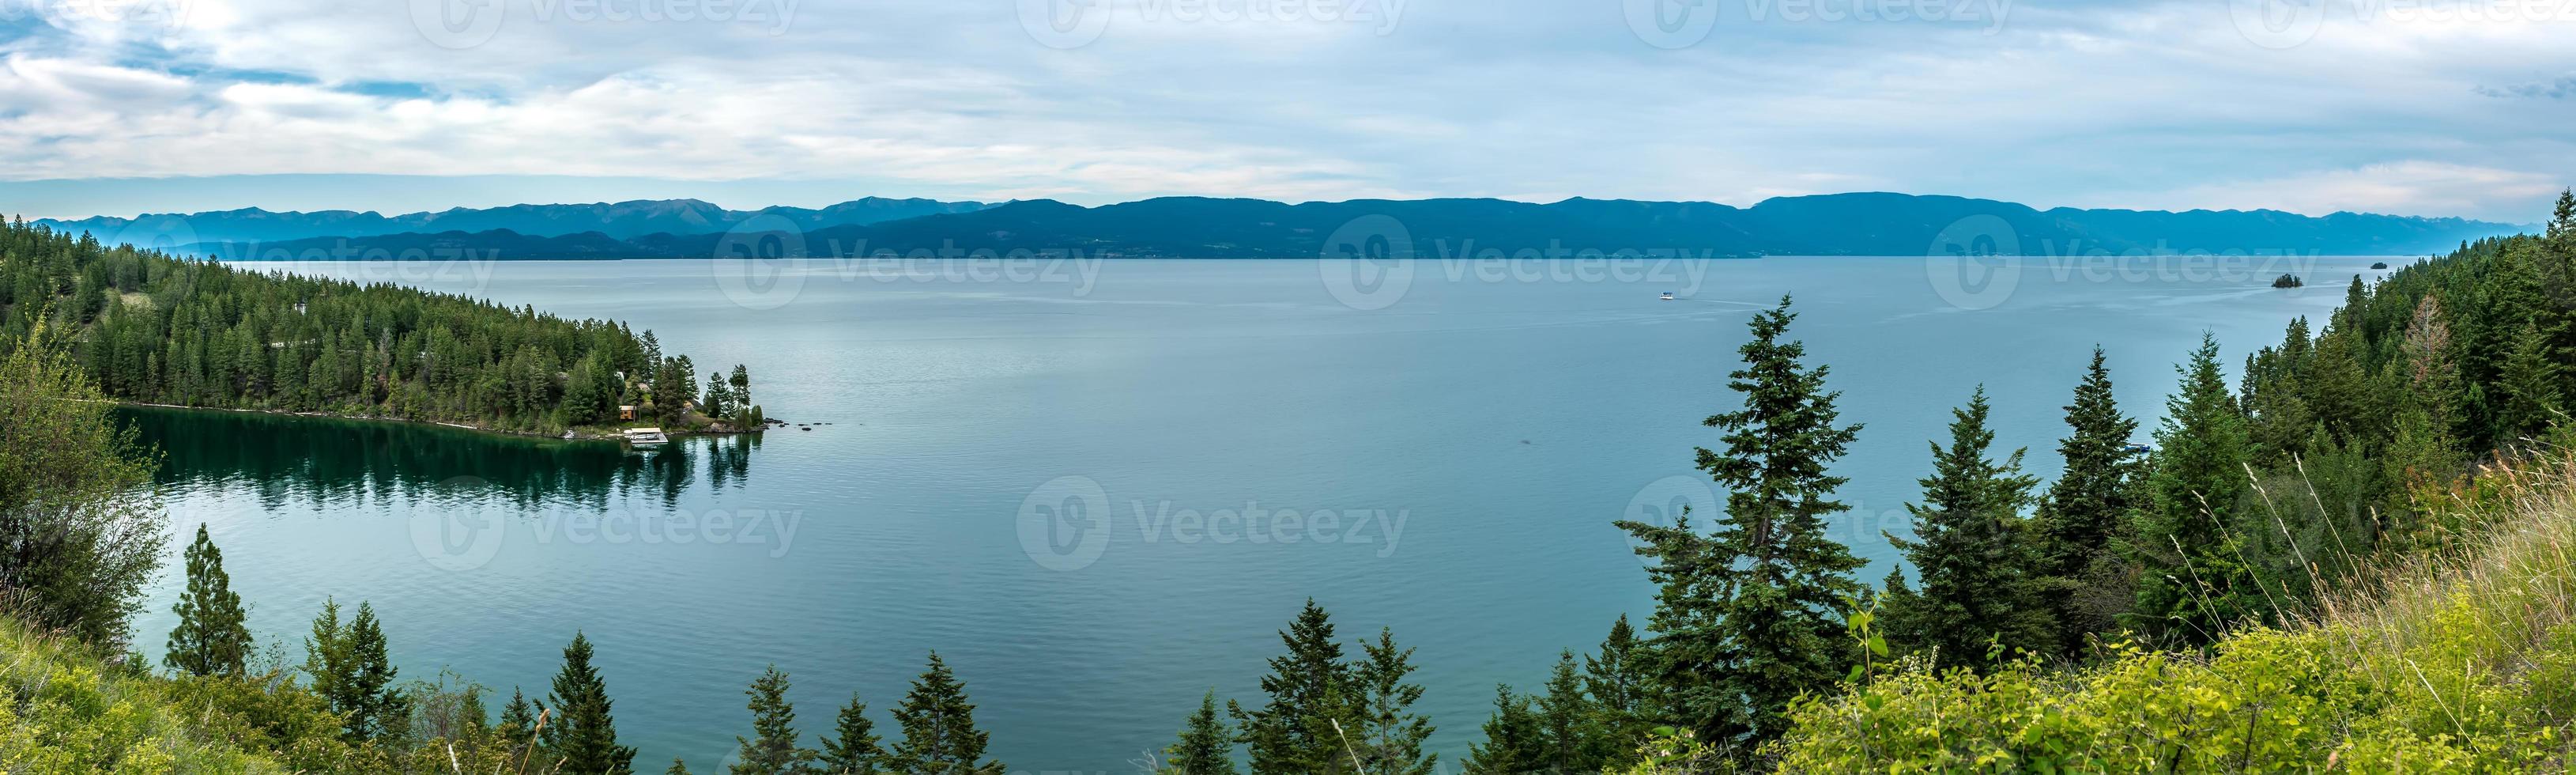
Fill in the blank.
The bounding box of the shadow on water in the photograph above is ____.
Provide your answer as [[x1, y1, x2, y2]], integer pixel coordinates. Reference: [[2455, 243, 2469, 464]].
[[115, 406, 763, 512]]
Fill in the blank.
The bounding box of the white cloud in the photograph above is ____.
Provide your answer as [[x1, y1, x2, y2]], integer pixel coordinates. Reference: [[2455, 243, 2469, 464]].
[[0, 0, 2566, 220]]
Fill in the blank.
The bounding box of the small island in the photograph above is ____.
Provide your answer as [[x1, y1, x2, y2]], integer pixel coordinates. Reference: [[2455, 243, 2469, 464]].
[[2371, 261, 2390, 269], [2272, 274, 2305, 288], [0, 217, 765, 444]]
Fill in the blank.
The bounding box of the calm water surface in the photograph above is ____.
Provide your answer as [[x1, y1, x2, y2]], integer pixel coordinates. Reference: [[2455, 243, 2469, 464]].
[[129, 256, 2396, 770]]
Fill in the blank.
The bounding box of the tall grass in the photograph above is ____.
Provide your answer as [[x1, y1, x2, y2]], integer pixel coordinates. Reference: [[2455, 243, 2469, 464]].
[[1768, 448, 2576, 772]]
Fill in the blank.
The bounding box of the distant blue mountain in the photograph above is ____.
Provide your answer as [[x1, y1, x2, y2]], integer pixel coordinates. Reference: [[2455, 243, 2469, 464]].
[[74, 193, 2532, 261], [35, 196, 995, 244]]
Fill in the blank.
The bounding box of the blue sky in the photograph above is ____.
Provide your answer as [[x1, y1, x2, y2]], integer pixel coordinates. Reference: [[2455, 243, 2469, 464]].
[[0, 0, 2567, 221]]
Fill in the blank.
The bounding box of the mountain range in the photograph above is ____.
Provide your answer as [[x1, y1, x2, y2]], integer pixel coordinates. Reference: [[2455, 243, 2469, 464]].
[[38, 193, 2535, 260], [36, 196, 995, 244]]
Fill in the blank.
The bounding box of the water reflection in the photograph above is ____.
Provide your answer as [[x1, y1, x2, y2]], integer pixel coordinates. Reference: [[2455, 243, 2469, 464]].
[[119, 406, 762, 511]]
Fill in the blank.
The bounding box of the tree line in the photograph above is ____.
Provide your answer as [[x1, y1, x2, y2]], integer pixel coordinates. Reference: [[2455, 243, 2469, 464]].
[[0, 216, 757, 434]]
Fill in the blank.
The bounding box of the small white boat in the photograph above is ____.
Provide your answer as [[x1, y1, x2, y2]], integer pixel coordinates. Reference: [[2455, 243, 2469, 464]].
[[1659, 292, 1676, 301], [624, 427, 670, 446]]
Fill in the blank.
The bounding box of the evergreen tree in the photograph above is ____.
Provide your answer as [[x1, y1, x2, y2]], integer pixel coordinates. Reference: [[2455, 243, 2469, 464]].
[[2030, 347, 2143, 652], [1229, 599, 1351, 774], [304, 598, 406, 742], [2124, 334, 2258, 645], [1345, 627, 1435, 775], [1160, 690, 1238, 775], [542, 632, 637, 775], [1534, 649, 1605, 772], [1881, 387, 2050, 667], [498, 686, 538, 762], [1612, 295, 1866, 746], [164, 523, 252, 677], [1580, 614, 1652, 754], [731, 364, 752, 408], [887, 652, 1001, 775], [818, 692, 885, 775], [2496, 321, 2563, 441], [1461, 686, 1545, 775], [733, 665, 815, 775], [669, 759, 693, 775], [705, 371, 734, 422]]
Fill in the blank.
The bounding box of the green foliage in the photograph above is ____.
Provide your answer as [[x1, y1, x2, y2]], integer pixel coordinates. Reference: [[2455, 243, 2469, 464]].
[[732, 665, 816, 775], [2029, 347, 2143, 654], [542, 631, 637, 775], [1344, 627, 1436, 775], [887, 652, 1000, 775], [0, 322, 165, 647], [817, 691, 885, 774], [1773, 452, 2576, 773], [301, 598, 406, 743], [1160, 690, 1237, 775], [0, 217, 739, 434], [1614, 294, 1865, 747], [1880, 386, 2051, 669], [1229, 599, 1350, 774], [164, 524, 252, 678], [1461, 685, 1545, 774], [2124, 333, 2260, 645]]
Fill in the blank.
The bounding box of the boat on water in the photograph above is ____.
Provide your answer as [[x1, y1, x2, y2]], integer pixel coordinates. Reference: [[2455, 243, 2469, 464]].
[[1660, 292, 1675, 301], [624, 427, 670, 447]]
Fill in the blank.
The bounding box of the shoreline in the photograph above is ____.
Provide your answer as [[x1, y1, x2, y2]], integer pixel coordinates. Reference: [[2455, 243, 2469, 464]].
[[109, 401, 775, 445]]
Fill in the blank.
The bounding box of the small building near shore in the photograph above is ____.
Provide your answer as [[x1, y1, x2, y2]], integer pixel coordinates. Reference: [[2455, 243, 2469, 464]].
[[617, 405, 637, 421]]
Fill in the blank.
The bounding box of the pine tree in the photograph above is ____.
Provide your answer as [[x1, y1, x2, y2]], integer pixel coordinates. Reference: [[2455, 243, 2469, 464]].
[[304, 598, 406, 742], [704, 371, 734, 421], [1343, 627, 1435, 775], [164, 524, 252, 677], [887, 652, 1000, 775], [543, 632, 637, 775], [2124, 333, 2258, 646], [1581, 614, 1652, 755], [818, 693, 884, 774], [1612, 294, 1866, 746], [733, 665, 814, 774], [1461, 686, 1545, 775], [1882, 386, 2050, 667], [1229, 599, 1350, 774], [669, 759, 693, 775], [2028, 350, 2144, 655], [1160, 690, 1238, 774], [2497, 321, 2564, 441], [498, 686, 538, 762], [1534, 649, 1605, 772]]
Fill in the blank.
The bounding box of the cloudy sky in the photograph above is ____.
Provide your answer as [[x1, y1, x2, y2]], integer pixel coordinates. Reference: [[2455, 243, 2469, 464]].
[[0, 0, 2567, 221]]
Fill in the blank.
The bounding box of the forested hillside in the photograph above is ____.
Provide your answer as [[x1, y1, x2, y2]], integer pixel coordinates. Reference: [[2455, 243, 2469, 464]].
[[0, 217, 753, 435]]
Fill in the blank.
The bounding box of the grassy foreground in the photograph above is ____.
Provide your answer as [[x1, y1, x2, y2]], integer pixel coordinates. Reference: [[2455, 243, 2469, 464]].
[[0, 618, 316, 774], [1763, 450, 2576, 773]]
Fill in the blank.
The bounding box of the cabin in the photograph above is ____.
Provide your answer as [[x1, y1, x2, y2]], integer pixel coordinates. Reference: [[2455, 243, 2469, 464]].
[[617, 405, 637, 421]]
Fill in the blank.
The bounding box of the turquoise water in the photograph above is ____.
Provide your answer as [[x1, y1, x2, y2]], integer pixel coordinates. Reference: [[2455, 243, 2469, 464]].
[[130, 255, 2393, 770]]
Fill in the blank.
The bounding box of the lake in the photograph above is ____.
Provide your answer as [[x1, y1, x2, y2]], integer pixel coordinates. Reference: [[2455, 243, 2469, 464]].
[[127, 253, 2393, 770]]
